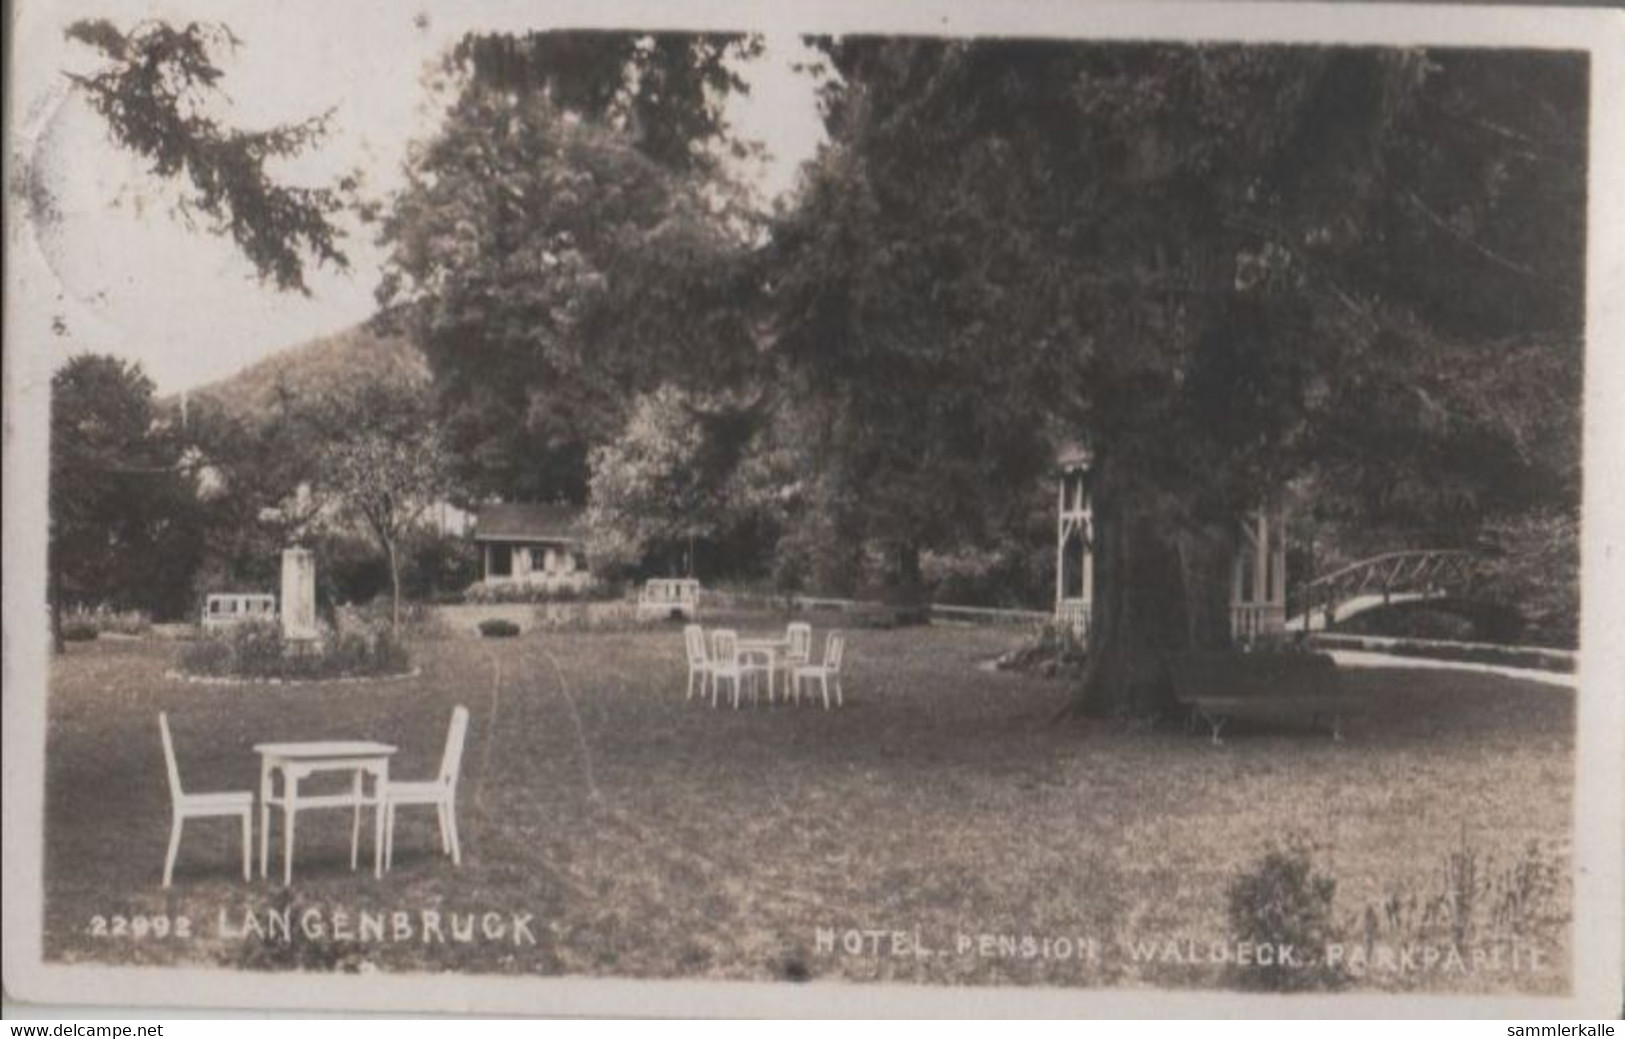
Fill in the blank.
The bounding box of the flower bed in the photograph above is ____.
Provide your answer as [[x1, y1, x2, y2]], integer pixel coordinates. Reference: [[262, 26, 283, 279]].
[[174, 620, 412, 681], [462, 579, 623, 605], [432, 601, 659, 635]]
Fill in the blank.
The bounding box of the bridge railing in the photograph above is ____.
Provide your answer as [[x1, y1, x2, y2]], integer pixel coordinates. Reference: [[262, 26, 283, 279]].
[[1287, 549, 1477, 625]]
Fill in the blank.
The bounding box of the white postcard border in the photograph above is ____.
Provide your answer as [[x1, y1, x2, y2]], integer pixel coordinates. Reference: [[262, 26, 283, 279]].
[[5, 0, 1622, 1018]]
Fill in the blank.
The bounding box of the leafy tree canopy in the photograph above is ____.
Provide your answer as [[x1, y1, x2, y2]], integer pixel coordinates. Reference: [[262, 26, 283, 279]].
[[780, 40, 1582, 535], [446, 30, 763, 172], [64, 19, 350, 293], [50, 355, 204, 630], [377, 33, 765, 503], [584, 385, 761, 574], [772, 39, 1585, 710]]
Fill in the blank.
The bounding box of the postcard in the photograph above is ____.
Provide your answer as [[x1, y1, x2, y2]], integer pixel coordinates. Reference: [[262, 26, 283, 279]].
[[4, 0, 1622, 1018]]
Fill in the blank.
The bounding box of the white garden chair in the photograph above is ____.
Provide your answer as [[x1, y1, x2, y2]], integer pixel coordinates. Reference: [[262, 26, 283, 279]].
[[708, 629, 758, 709], [793, 633, 846, 710], [383, 705, 469, 869], [159, 712, 253, 887], [684, 624, 714, 702], [785, 622, 813, 667]]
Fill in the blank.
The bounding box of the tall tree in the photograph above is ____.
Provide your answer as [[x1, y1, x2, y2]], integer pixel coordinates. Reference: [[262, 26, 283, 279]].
[[64, 19, 349, 293], [376, 31, 764, 504], [313, 381, 450, 631], [176, 392, 333, 596], [49, 355, 204, 645], [447, 31, 763, 173], [775, 40, 1585, 715], [584, 385, 763, 575]]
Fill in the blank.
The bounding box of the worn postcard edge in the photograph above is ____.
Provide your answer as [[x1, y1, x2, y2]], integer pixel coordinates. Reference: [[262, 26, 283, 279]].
[[4, 0, 1622, 1018]]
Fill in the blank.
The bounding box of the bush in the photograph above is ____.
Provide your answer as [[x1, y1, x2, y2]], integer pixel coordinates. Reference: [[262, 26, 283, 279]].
[[95, 608, 152, 636], [1471, 510, 1578, 649], [530, 600, 654, 631], [920, 544, 1049, 608], [60, 615, 100, 642], [1337, 605, 1479, 642], [177, 636, 230, 671], [338, 599, 452, 642], [464, 579, 620, 605], [994, 622, 1086, 677], [1357, 835, 1566, 954], [404, 529, 480, 601], [61, 606, 152, 638], [318, 535, 392, 606], [1224, 839, 1346, 992], [175, 619, 411, 680], [478, 618, 521, 638]]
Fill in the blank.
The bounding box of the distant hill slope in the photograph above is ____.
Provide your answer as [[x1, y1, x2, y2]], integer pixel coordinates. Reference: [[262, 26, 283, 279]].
[[182, 324, 428, 421]]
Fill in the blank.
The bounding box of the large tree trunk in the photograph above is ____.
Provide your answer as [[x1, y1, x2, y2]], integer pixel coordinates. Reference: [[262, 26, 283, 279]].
[[385, 539, 402, 634], [1066, 466, 1236, 719], [896, 541, 923, 603], [882, 540, 928, 623]]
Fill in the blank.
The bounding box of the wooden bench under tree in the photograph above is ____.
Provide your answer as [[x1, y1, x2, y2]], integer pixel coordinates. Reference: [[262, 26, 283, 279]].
[[1165, 651, 1360, 745]]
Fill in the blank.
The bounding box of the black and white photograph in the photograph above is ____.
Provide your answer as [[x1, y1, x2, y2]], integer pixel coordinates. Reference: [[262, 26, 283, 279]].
[[4, 0, 1622, 1018]]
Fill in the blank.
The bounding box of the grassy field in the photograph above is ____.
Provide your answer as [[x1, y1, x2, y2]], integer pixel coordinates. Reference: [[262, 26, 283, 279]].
[[41, 619, 1574, 993]]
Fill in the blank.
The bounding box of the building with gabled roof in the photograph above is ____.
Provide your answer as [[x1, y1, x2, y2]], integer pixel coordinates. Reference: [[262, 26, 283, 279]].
[[472, 502, 591, 590]]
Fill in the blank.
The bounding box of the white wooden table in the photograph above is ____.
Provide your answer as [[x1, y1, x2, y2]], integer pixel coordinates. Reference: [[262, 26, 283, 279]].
[[736, 638, 791, 701], [255, 741, 396, 885]]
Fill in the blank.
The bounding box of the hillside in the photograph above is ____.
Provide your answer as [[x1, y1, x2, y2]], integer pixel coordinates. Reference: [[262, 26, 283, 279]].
[[181, 323, 428, 421]]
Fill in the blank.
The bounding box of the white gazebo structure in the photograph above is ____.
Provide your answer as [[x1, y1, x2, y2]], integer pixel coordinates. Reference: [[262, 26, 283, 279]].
[[1054, 446, 1287, 645], [1229, 503, 1288, 642], [1054, 445, 1094, 640]]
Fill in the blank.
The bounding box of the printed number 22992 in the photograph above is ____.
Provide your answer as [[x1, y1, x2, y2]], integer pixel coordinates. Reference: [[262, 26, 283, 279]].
[[89, 914, 192, 939]]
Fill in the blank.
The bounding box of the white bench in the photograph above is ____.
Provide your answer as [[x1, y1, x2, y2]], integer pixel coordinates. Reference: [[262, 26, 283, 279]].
[[637, 579, 702, 621], [201, 593, 278, 632]]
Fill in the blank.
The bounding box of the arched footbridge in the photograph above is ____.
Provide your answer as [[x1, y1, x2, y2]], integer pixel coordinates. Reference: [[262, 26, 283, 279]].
[[1286, 550, 1487, 634]]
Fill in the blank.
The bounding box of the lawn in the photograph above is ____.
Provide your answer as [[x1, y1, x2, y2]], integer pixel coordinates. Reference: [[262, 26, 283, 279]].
[[41, 618, 1574, 994]]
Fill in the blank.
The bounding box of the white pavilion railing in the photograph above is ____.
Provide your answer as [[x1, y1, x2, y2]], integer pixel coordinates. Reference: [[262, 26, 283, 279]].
[[1230, 602, 1286, 644], [1057, 599, 1092, 641]]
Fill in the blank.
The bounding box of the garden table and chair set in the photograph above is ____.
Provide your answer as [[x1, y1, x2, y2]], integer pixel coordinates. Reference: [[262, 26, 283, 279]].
[[157, 706, 469, 887], [683, 621, 848, 709]]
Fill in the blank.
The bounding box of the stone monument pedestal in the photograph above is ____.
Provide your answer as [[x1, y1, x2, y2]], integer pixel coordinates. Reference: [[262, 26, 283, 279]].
[[280, 547, 318, 642]]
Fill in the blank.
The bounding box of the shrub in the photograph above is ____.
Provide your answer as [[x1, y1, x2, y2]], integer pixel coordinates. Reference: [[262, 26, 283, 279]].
[[318, 534, 392, 606], [94, 608, 152, 636], [404, 528, 480, 601], [1224, 839, 1346, 991], [994, 622, 1086, 676], [1358, 834, 1565, 954], [1337, 605, 1479, 643], [920, 544, 1049, 608], [176, 636, 230, 673], [60, 615, 100, 642], [464, 579, 620, 605], [1471, 510, 1578, 649], [338, 599, 452, 642], [61, 606, 152, 638], [530, 600, 651, 631], [478, 618, 521, 638]]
